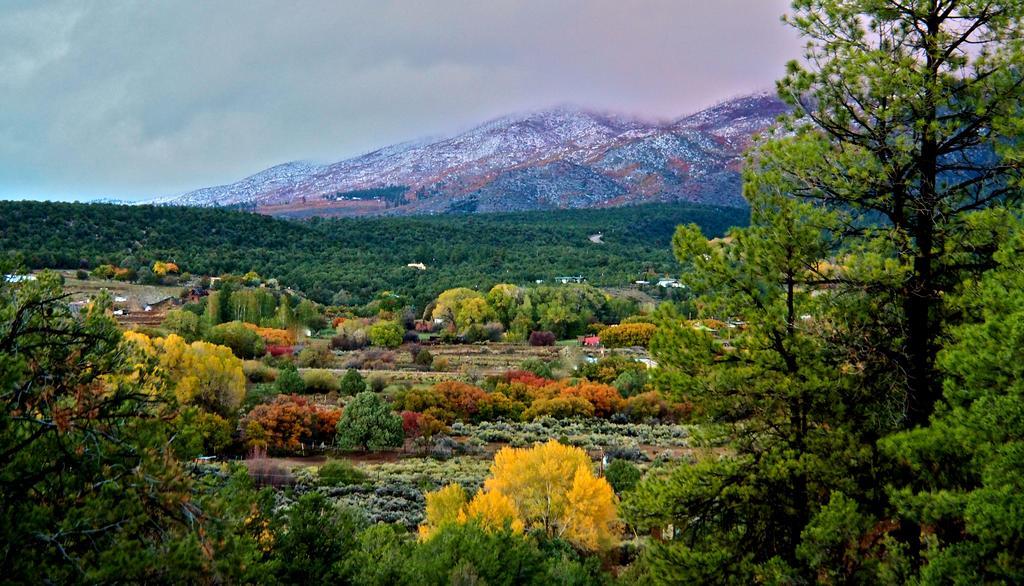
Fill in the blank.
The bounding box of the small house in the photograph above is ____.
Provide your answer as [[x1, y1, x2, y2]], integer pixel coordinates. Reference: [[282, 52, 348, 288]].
[[555, 275, 586, 284]]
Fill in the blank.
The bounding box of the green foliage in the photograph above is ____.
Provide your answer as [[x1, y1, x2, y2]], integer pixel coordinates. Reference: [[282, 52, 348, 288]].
[[0, 200, 744, 307], [336, 392, 404, 451], [340, 368, 367, 395], [162, 308, 201, 341], [270, 493, 368, 584], [604, 459, 642, 494], [520, 358, 554, 379], [368, 320, 404, 348], [0, 271, 264, 582], [206, 320, 266, 359], [414, 348, 434, 367], [275, 364, 306, 394], [318, 460, 370, 487], [301, 369, 340, 393]]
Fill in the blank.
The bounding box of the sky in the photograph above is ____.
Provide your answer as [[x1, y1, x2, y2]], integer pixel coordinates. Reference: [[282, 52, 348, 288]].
[[0, 0, 802, 202]]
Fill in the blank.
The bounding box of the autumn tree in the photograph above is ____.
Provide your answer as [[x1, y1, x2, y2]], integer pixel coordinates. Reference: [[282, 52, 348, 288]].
[[0, 271, 264, 582], [431, 288, 494, 331], [125, 332, 247, 416], [480, 440, 618, 550], [598, 322, 657, 348], [241, 394, 341, 453]]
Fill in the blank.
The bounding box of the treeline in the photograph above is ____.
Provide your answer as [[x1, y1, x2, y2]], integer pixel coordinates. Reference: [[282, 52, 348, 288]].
[[0, 200, 745, 307]]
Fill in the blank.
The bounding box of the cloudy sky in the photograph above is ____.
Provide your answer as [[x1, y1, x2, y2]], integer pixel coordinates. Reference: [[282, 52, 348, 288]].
[[1, 0, 801, 201]]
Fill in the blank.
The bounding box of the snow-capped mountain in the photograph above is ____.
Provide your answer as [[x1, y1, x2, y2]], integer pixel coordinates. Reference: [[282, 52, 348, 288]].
[[159, 92, 787, 215]]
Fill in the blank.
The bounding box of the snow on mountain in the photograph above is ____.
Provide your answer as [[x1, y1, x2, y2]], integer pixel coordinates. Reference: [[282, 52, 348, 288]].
[[158, 93, 787, 215]]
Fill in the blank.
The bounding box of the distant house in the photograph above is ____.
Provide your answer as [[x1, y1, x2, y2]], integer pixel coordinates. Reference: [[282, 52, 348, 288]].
[[634, 280, 650, 286], [555, 275, 586, 284], [142, 296, 176, 313], [406, 262, 427, 271], [3, 274, 36, 283], [187, 288, 209, 303], [656, 278, 684, 288]]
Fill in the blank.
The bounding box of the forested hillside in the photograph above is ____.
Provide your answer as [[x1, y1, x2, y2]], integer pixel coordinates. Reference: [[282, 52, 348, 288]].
[[0, 201, 745, 305]]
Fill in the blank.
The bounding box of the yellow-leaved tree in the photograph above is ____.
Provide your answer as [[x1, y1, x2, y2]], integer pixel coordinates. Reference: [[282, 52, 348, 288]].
[[419, 441, 619, 550], [124, 332, 245, 415], [418, 483, 467, 540], [458, 489, 523, 534]]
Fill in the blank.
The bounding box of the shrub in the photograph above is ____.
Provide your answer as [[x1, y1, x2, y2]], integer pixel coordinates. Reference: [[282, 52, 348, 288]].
[[597, 323, 657, 348], [302, 369, 340, 393], [243, 360, 278, 384], [414, 348, 434, 368], [336, 392, 404, 451], [241, 395, 342, 453], [318, 460, 369, 486], [576, 354, 644, 384], [433, 381, 489, 423], [162, 309, 201, 342], [296, 342, 335, 368], [340, 368, 367, 395], [559, 381, 625, 418], [367, 375, 387, 393], [401, 411, 423, 438], [522, 396, 595, 420], [612, 369, 649, 398], [275, 364, 306, 394], [623, 391, 671, 422], [368, 321, 404, 349], [241, 323, 296, 346], [331, 329, 369, 351], [75, 269, 89, 280], [206, 320, 266, 359], [604, 459, 642, 494], [519, 358, 554, 379], [528, 331, 556, 346]]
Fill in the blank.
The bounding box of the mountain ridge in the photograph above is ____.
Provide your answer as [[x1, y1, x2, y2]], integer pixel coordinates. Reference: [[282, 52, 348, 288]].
[[159, 91, 787, 216]]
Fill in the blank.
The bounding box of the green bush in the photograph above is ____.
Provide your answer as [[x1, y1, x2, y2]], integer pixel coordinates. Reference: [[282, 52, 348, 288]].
[[605, 459, 642, 494], [296, 342, 335, 368], [243, 360, 278, 383], [520, 358, 554, 379], [368, 321, 404, 349], [302, 369, 340, 393], [318, 460, 369, 486], [340, 368, 367, 395], [275, 364, 306, 394], [336, 392, 404, 451], [206, 320, 266, 358], [414, 348, 433, 368]]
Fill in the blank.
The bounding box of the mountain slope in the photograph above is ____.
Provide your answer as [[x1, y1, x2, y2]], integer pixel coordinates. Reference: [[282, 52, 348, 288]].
[[161, 92, 786, 215]]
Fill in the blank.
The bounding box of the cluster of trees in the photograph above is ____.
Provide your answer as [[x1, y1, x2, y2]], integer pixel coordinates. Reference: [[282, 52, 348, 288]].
[[428, 282, 638, 341], [0, 200, 741, 306], [0, 276, 622, 581], [419, 441, 619, 551], [618, 2, 1024, 583], [394, 372, 676, 425]]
